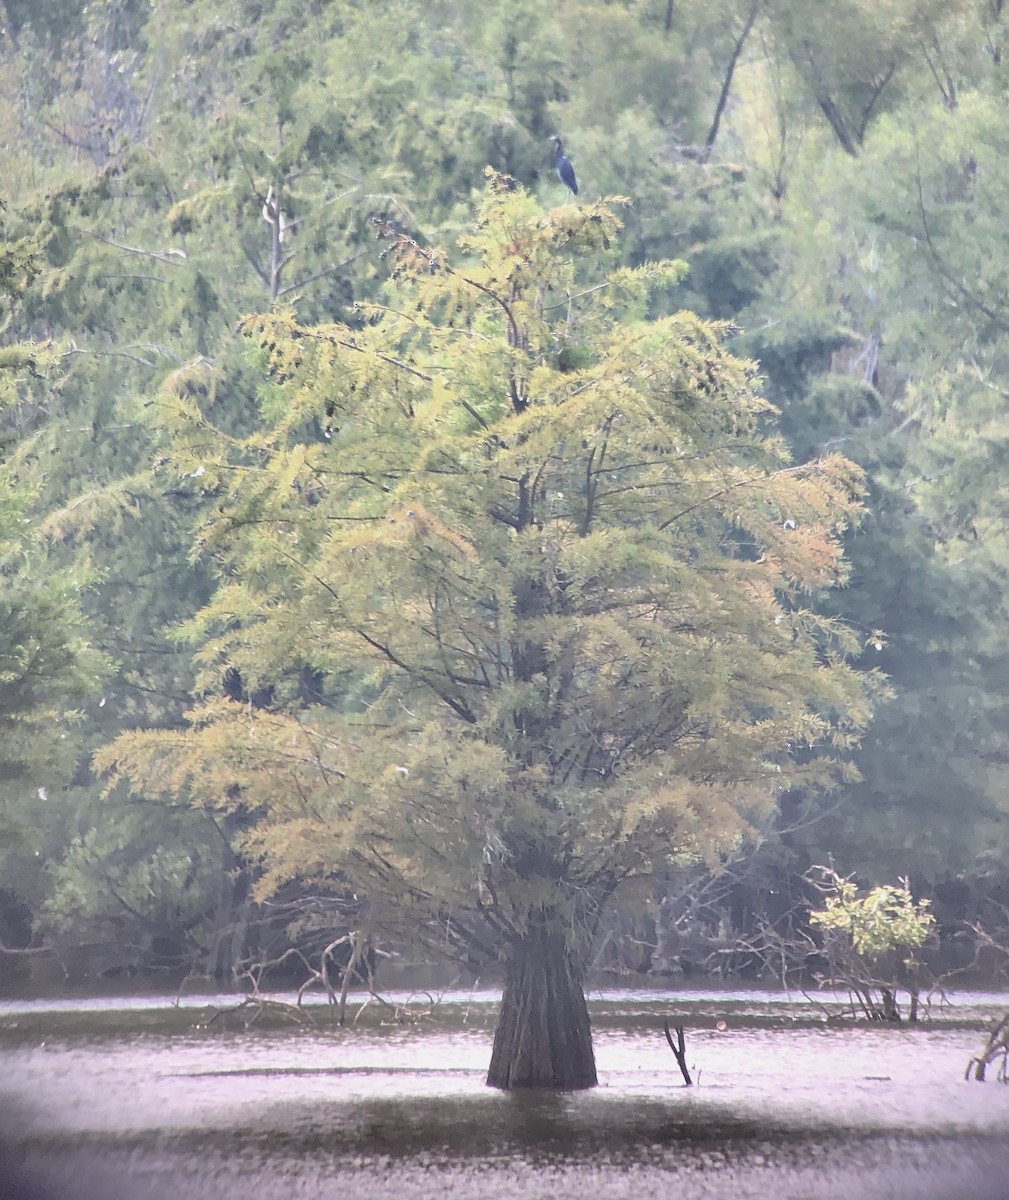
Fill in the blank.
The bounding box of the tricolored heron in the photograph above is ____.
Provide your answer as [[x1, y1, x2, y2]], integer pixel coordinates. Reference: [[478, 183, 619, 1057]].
[[549, 135, 578, 195]]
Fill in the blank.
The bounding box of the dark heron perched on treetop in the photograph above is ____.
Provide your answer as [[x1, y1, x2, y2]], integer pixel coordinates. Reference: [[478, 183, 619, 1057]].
[[549, 135, 578, 195]]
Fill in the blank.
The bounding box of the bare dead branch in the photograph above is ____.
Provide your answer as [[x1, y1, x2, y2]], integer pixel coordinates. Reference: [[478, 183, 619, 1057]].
[[663, 1016, 693, 1085]]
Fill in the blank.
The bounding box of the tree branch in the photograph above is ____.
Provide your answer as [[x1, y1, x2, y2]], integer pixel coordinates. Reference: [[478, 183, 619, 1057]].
[[84, 229, 187, 263], [278, 251, 369, 298], [663, 1016, 693, 1085]]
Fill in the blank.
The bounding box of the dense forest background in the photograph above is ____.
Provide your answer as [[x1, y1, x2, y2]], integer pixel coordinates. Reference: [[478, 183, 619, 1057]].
[[2, 0, 1009, 990]]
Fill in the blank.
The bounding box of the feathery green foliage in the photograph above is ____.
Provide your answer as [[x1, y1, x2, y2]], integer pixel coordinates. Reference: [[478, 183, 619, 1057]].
[[0, 214, 107, 923], [99, 180, 877, 970]]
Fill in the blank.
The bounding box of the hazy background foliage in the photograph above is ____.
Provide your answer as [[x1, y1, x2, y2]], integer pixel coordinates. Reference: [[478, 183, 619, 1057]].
[[2, 0, 1008, 983]]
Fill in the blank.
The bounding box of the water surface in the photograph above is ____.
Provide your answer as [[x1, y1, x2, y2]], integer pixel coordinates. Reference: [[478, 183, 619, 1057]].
[[1, 988, 1007, 1199]]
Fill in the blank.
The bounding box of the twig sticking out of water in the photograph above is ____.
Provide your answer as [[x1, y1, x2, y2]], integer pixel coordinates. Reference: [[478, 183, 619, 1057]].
[[663, 1016, 693, 1086]]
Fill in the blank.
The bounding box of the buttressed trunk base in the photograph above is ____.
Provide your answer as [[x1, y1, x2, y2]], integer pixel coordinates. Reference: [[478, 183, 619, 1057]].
[[486, 918, 596, 1090]]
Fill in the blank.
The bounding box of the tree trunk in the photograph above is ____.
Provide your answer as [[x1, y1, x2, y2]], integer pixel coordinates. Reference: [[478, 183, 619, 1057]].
[[486, 915, 597, 1090], [703, 0, 760, 157]]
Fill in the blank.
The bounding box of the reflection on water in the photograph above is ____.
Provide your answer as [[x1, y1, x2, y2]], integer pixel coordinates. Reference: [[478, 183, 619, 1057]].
[[1, 992, 1008, 1199]]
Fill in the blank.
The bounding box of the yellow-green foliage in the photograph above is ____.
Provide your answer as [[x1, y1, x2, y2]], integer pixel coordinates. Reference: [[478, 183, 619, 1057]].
[[98, 179, 880, 933], [810, 872, 934, 960]]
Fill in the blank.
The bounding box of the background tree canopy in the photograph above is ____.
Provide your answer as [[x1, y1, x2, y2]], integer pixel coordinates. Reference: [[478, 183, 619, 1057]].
[[1, 0, 1007, 1005]]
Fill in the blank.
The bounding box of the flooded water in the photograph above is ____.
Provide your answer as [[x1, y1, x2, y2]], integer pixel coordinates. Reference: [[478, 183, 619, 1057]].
[[1, 987, 1007, 1199]]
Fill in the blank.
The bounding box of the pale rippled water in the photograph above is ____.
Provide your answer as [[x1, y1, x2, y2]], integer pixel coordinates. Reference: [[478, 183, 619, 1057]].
[[1, 988, 1007, 1199]]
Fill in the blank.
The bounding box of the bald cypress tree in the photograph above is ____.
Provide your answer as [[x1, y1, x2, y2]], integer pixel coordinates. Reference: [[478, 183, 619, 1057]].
[[100, 177, 876, 1089]]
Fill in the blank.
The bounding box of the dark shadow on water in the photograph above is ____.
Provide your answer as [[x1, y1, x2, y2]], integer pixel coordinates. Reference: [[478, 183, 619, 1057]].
[[3, 1093, 1008, 1200], [44, 1091, 963, 1161]]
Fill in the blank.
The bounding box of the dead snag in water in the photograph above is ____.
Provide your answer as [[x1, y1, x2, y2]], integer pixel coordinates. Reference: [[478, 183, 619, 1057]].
[[203, 995, 316, 1030], [966, 1011, 1009, 1082], [336, 932, 371, 1025], [663, 1016, 693, 1085], [293, 933, 357, 1022], [352, 989, 438, 1028]]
